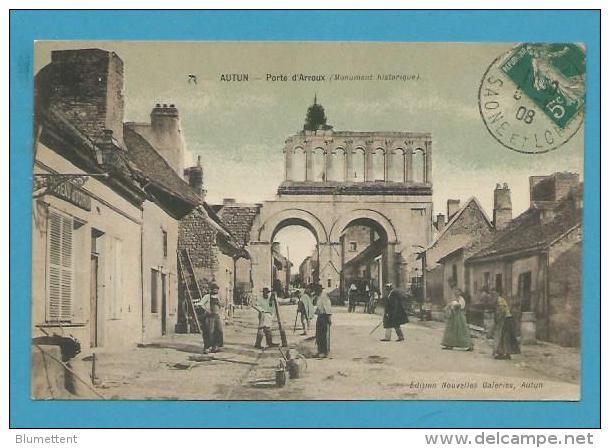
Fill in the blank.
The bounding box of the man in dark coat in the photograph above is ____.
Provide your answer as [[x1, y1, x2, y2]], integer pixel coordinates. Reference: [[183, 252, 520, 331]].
[[381, 283, 408, 342]]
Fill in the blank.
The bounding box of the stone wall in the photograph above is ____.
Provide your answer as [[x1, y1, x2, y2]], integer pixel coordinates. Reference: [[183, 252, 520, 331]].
[[547, 227, 582, 347]]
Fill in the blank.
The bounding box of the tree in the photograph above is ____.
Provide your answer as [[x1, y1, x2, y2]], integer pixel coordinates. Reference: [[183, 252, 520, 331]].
[[303, 96, 328, 131]]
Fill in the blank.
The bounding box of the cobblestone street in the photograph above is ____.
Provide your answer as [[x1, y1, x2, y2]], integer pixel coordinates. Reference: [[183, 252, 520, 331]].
[[84, 305, 580, 401]]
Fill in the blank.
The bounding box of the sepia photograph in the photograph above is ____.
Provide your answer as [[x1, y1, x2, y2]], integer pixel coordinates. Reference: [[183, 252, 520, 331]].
[[30, 41, 585, 402]]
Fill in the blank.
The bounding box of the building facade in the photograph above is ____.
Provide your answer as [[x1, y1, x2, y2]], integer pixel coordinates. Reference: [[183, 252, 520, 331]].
[[32, 48, 200, 360]]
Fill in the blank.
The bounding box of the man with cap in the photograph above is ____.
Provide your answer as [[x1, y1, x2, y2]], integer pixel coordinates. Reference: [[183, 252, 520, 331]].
[[202, 282, 224, 353], [381, 282, 408, 342], [253, 287, 278, 349]]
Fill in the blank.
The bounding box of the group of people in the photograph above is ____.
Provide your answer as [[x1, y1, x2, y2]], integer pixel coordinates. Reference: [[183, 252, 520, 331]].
[[441, 287, 520, 360], [192, 280, 520, 362], [253, 284, 333, 358]]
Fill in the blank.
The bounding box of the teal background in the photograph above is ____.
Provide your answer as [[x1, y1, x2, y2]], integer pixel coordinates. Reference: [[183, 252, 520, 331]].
[[9, 10, 600, 428]]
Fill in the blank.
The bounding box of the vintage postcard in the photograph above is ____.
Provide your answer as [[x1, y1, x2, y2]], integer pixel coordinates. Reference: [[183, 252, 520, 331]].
[[31, 41, 584, 401]]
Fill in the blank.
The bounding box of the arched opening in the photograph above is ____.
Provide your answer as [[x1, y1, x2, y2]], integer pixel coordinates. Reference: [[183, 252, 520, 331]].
[[351, 147, 366, 182], [292, 147, 306, 182], [339, 218, 390, 310], [329, 147, 346, 182], [311, 147, 325, 182], [412, 148, 425, 183], [372, 148, 385, 181], [388, 148, 406, 182], [271, 219, 319, 298]]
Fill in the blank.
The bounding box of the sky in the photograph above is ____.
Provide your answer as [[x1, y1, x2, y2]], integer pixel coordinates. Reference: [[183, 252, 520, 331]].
[[35, 42, 584, 267]]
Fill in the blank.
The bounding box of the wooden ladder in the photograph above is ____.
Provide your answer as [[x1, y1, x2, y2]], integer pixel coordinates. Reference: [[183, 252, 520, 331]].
[[178, 248, 204, 336]]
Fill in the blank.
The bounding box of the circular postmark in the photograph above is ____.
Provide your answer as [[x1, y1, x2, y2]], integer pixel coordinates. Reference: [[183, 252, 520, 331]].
[[478, 43, 585, 154]]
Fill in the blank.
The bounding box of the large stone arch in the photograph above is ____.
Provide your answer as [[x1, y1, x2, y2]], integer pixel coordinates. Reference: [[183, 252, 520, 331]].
[[257, 208, 328, 243], [329, 208, 399, 244]]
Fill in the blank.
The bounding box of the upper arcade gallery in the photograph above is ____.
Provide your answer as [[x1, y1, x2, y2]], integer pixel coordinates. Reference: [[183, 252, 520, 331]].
[[283, 130, 432, 185]]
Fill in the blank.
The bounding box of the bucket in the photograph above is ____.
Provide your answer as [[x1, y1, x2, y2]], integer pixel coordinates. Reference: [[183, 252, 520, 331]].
[[275, 368, 287, 387]]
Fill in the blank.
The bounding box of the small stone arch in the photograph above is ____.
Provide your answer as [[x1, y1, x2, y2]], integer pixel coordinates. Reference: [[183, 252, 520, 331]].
[[329, 208, 398, 244], [257, 208, 329, 243]]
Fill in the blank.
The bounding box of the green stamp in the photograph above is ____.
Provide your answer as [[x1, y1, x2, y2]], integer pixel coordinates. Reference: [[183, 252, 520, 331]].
[[500, 44, 585, 129], [479, 43, 585, 154]]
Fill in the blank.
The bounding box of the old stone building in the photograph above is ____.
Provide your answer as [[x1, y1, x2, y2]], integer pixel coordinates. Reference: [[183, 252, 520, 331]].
[[123, 122, 200, 341], [248, 100, 434, 298], [424, 195, 495, 307], [32, 48, 199, 363], [466, 173, 582, 346], [177, 201, 247, 327], [216, 199, 262, 303]]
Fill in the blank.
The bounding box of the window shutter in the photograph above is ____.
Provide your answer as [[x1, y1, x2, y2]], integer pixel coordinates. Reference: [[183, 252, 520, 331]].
[[47, 210, 73, 322]]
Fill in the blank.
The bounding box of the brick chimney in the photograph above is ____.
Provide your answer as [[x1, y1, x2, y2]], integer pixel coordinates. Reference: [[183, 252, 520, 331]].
[[447, 199, 460, 220], [183, 155, 205, 200], [529, 172, 580, 208], [493, 183, 512, 230], [150, 103, 185, 174], [436, 213, 446, 232], [40, 49, 125, 146]]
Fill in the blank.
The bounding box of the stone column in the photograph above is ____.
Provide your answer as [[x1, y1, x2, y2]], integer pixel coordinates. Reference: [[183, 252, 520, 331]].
[[384, 140, 392, 182], [305, 139, 313, 181], [405, 141, 413, 183], [345, 140, 353, 182], [424, 140, 432, 184], [365, 140, 374, 182], [384, 242, 399, 288], [284, 143, 293, 181], [324, 140, 333, 182], [249, 241, 272, 297]]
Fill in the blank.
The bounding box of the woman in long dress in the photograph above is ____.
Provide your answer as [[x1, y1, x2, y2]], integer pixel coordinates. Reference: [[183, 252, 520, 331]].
[[493, 294, 520, 359], [441, 288, 473, 351]]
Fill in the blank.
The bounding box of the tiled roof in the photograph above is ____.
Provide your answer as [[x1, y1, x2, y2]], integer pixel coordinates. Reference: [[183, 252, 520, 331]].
[[123, 125, 200, 206], [467, 192, 581, 262], [219, 205, 261, 247], [427, 197, 493, 251]]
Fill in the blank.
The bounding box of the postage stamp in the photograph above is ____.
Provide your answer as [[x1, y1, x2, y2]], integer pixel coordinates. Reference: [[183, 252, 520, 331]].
[[478, 43, 585, 154]]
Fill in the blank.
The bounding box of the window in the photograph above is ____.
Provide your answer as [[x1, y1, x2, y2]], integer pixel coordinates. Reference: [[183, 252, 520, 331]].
[[452, 264, 458, 284], [151, 269, 159, 313], [495, 273, 503, 294], [351, 148, 366, 182], [349, 242, 358, 252], [372, 148, 385, 181], [412, 149, 425, 183], [162, 230, 168, 257], [312, 148, 325, 181], [389, 148, 405, 182], [46, 210, 73, 322], [327, 278, 332, 287], [483, 272, 490, 290]]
